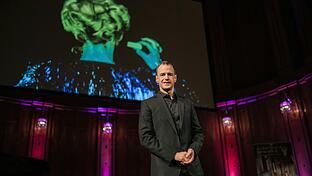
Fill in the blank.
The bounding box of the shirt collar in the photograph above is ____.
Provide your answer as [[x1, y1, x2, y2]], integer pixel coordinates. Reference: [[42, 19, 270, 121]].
[[157, 91, 177, 100]]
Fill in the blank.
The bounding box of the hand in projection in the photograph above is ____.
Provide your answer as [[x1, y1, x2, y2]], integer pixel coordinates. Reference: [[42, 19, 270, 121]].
[[181, 148, 195, 165], [127, 37, 163, 70]]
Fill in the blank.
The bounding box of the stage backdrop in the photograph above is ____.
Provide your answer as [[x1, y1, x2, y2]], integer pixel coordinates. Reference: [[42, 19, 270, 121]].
[[0, 0, 214, 108]]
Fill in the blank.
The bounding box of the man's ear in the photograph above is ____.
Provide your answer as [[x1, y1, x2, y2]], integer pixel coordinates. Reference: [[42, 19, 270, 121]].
[[155, 75, 159, 84], [174, 75, 177, 83]]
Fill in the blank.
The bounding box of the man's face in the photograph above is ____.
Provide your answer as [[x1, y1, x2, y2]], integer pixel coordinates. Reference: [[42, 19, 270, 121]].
[[156, 64, 177, 93]]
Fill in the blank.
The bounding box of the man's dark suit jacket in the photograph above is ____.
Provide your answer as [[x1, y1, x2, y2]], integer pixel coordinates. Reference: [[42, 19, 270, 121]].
[[139, 93, 204, 176]]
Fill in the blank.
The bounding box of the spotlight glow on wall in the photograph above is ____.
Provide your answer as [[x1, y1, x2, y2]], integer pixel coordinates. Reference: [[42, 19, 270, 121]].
[[221, 115, 240, 176], [31, 117, 48, 160]]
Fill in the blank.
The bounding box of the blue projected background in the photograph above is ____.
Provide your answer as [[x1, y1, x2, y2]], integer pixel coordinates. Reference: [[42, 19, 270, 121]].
[[0, 0, 214, 108]]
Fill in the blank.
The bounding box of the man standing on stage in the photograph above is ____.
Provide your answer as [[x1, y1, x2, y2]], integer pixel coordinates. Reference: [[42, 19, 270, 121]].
[[139, 61, 204, 176]]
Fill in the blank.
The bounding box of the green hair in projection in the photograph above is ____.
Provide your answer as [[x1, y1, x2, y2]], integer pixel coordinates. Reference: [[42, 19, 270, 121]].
[[61, 0, 163, 69], [61, 0, 130, 44]]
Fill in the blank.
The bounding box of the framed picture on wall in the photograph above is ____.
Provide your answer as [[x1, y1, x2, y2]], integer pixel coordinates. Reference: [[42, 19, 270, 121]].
[[254, 143, 297, 176]]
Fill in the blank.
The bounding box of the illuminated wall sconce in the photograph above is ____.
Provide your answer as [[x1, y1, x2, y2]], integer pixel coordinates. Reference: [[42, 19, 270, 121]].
[[222, 116, 235, 134], [222, 116, 233, 127], [36, 118, 48, 128], [223, 116, 234, 130], [280, 98, 292, 113], [102, 122, 113, 134]]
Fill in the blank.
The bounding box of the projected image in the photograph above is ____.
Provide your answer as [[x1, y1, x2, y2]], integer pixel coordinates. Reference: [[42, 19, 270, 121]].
[[16, 0, 162, 100], [1, 0, 214, 107]]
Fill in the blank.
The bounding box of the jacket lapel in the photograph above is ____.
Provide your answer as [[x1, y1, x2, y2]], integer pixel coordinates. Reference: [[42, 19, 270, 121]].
[[156, 95, 178, 135], [178, 97, 185, 130]]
